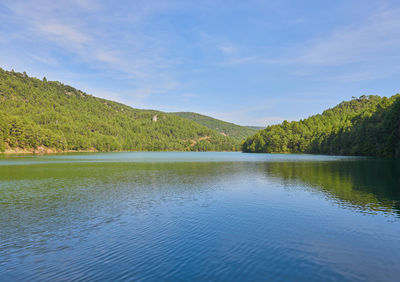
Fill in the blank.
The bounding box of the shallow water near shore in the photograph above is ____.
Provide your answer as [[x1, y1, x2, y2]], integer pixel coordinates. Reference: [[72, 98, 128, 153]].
[[1, 152, 399, 281]]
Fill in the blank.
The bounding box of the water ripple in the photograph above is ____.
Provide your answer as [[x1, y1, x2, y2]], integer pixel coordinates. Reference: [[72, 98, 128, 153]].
[[1, 153, 400, 281]]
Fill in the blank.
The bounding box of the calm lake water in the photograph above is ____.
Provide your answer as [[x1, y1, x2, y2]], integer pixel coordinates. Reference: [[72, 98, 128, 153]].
[[1, 152, 399, 281]]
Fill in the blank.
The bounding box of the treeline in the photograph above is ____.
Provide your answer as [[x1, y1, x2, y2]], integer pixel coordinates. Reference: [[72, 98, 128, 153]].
[[0, 68, 239, 152], [171, 112, 258, 141], [243, 95, 400, 157]]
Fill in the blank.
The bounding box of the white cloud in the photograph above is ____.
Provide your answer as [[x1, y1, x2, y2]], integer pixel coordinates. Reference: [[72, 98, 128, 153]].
[[2, 0, 183, 100], [28, 54, 58, 66], [214, 8, 400, 83], [297, 9, 400, 66], [36, 22, 90, 45], [218, 44, 236, 54]]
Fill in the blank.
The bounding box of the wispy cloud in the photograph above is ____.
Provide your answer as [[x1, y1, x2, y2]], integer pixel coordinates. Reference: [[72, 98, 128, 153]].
[[2, 0, 183, 99], [36, 22, 90, 45], [28, 54, 59, 66], [296, 9, 400, 66], [218, 44, 237, 55], [215, 8, 400, 82]]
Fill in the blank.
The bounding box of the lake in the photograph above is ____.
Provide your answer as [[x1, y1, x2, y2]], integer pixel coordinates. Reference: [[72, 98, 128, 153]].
[[1, 152, 399, 281]]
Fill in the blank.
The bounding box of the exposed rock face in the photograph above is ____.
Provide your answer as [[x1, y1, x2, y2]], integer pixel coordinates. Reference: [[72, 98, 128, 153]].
[[152, 115, 158, 122]]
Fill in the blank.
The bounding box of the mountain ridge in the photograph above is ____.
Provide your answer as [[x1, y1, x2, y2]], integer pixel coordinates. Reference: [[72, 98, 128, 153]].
[[0, 68, 243, 153], [170, 112, 259, 141]]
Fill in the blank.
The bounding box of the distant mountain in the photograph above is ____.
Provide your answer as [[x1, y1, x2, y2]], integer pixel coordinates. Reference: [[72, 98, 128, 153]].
[[246, 126, 265, 131], [243, 95, 400, 157], [0, 68, 240, 153], [171, 112, 258, 141]]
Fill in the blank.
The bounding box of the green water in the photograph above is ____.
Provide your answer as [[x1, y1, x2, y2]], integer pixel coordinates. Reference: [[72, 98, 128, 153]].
[[1, 152, 399, 281]]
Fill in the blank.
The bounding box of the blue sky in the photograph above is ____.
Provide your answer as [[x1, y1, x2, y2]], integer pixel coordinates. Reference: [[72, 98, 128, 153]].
[[1, 0, 400, 126]]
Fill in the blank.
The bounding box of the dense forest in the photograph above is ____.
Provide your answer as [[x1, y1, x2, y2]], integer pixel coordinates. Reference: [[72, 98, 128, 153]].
[[243, 95, 400, 157], [3, 67, 399, 157], [171, 112, 258, 141], [0, 68, 240, 153]]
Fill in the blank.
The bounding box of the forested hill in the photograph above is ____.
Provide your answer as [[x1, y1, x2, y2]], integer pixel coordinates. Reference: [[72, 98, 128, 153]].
[[171, 112, 258, 140], [0, 68, 239, 153], [243, 95, 400, 158]]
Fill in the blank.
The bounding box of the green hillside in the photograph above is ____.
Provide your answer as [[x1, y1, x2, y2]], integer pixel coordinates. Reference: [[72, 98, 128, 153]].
[[171, 112, 258, 141], [0, 68, 239, 153], [243, 95, 400, 157]]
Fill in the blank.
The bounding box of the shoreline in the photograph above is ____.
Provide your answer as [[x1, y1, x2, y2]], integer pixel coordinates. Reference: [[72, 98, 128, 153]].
[[1, 147, 98, 155], [0, 148, 239, 155]]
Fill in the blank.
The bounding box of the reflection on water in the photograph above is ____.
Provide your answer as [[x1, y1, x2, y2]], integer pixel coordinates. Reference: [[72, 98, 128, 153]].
[[264, 159, 400, 216], [0, 152, 399, 281]]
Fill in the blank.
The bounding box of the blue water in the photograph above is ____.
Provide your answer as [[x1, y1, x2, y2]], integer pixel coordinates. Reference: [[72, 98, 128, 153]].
[[0, 152, 399, 281]]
